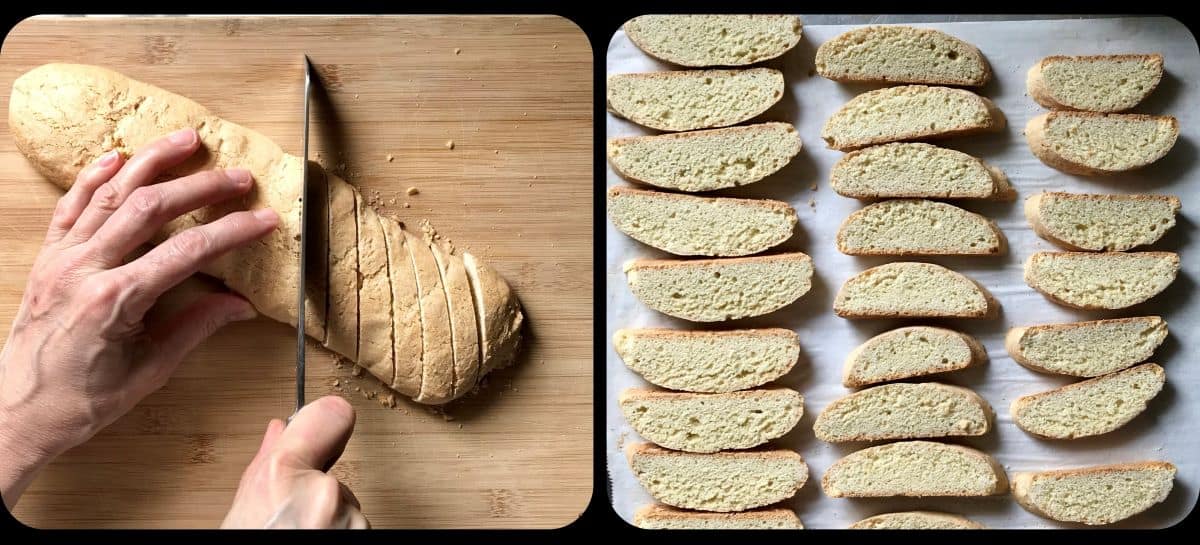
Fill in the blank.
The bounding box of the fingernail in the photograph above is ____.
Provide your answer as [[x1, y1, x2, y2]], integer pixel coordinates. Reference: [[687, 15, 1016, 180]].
[[168, 128, 197, 146], [97, 150, 120, 166], [226, 168, 253, 186], [253, 208, 278, 222], [233, 304, 258, 321]]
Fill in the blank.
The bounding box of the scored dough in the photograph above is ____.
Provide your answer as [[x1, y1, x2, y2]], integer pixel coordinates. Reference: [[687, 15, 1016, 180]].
[[355, 199, 395, 386], [406, 229, 454, 404], [431, 241, 481, 397], [382, 219, 422, 397], [323, 176, 359, 360]]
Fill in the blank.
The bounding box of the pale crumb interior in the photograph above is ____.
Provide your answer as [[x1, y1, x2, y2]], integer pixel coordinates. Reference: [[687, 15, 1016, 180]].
[[608, 190, 795, 257], [1014, 364, 1164, 439], [1027, 253, 1177, 308], [1026, 467, 1174, 525], [1043, 114, 1176, 171], [825, 442, 999, 497], [633, 452, 807, 511], [1019, 318, 1166, 376], [630, 15, 801, 66], [621, 390, 802, 452], [840, 199, 1000, 254], [616, 331, 799, 393], [610, 124, 799, 192], [629, 258, 813, 322], [817, 26, 987, 85], [815, 383, 988, 442], [836, 263, 987, 316], [1042, 57, 1161, 112], [831, 142, 995, 198], [1037, 194, 1177, 251], [849, 327, 974, 385], [608, 70, 782, 131], [822, 86, 991, 149]]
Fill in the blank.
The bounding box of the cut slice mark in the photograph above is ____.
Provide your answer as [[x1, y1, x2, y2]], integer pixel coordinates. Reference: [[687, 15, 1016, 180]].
[[375, 212, 397, 390]]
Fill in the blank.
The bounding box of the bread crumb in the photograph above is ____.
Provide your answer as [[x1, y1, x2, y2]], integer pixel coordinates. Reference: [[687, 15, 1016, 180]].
[[808, 198, 816, 210], [351, 365, 364, 377], [552, 42, 559, 49], [332, 378, 340, 387], [457, 423, 464, 429], [379, 393, 396, 408], [404, 202, 411, 208], [354, 94, 359, 99], [445, 140, 454, 150], [386, 154, 394, 162], [454, 47, 461, 55], [493, 150, 499, 154], [810, 182, 818, 191], [407, 187, 419, 196]]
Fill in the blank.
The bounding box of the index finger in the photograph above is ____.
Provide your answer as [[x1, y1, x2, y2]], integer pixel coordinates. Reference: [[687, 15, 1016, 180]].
[[276, 396, 356, 472]]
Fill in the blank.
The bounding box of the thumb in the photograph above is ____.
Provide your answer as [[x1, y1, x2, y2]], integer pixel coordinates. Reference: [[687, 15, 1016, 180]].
[[275, 396, 356, 472]]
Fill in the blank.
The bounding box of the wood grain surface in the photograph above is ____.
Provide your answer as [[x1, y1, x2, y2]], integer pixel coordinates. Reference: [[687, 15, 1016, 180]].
[[0, 15, 592, 528]]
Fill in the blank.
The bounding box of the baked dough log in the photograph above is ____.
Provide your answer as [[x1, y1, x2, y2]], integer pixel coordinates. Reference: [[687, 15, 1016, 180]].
[[9, 63, 523, 404]]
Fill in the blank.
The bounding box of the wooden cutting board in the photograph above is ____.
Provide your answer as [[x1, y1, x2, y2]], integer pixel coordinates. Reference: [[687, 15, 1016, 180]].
[[0, 15, 592, 528]]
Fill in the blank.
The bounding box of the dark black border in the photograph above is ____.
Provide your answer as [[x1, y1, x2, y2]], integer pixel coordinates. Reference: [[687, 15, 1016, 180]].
[[1, 2, 1198, 541]]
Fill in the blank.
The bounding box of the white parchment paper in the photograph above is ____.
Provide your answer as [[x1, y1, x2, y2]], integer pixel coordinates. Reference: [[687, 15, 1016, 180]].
[[605, 16, 1200, 529]]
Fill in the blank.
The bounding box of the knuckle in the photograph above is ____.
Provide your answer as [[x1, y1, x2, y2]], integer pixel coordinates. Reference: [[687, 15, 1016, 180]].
[[84, 277, 122, 305], [171, 229, 212, 258], [128, 186, 164, 218], [91, 183, 123, 213]]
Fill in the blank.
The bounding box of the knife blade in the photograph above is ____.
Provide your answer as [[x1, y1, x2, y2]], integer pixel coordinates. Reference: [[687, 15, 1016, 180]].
[[294, 54, 313, 420]]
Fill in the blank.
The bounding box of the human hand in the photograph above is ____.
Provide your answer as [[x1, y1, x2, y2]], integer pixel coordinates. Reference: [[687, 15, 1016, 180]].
[[0, 128, 279, 508], [222, 396, 367, 529]]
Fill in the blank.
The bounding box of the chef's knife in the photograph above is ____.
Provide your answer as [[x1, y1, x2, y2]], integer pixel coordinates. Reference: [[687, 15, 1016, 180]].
[[292, 54, 314, 422]]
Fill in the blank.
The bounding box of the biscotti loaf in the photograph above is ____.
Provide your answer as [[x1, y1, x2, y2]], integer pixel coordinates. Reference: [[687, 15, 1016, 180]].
[[844, 326, 985, 388], [1025, 112, 1178, 175], [850, 511, 985, 529], [613, 328, 799, 392], [1006, 316, 1167, 377], [619, 387, 803, 452], [607, 69, 785, 132], [634, 505, 803, 529], [624, 15, 803, 67], [624, 253, 813, 322], [8, 63, 522, 404], [813, 382, 992, 442], [822, 85, 1004, 151], [834, 262, 994, 318], [1025, 192, 1180, 251], [1027, 54, 1163, 112], [1011, 363, 1165, 439], [830, 142, 1013, 200], [1012, 461, 1176, 525], [822, 440, 1008, 498], [1024, 251, 1179, 309], [816, 25, 990, 86], [607, 186, 796, 256], [836, 199, 1006, 256], [627, 443, 808, 512], [607, 123, 801, 192]]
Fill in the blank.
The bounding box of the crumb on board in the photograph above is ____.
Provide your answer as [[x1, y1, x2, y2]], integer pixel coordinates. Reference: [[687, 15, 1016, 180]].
[[454, 47, 461, 55], [404, 202, 411, 208], [386, 154, 394, 162], [407, 187, 419, 196], [445, 140, 455, 150], [494, 150, 499, 154], [457, 424, 464, 430], [552, 42, 559, 49], [808, 198, 816, 211], [810, 182, 818, 191], [332, 378, 340, 387], [351, 365, 364, 377]]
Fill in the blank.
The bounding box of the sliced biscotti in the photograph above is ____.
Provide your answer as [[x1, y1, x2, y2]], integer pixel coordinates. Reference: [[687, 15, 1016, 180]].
[[607, 69, 785, 132], [380, 220, 422, 398], [1012, 363, 1165, 439], [431, 241, 480, 397], [324, 180, 360, 361], [607, 123, 801, 192], [607, 186, 797, 256], [627, 443, 808, 512], [625, 253, 813, 322], [814, 383, 991, 443], [822, 440, 1007, 498], [1025, 192, 1180, 251], [844, 326, 985, 388], [463, 252, 523, 375], [613, 328, 799, 392], [837, 199, 1006, 256], [624, 15, 803, 67], [1027, 54, 1164, 112], [1025, 112, 1178, 175], [406, 229, 454, 404], [830, 142, 1013, 200], [635, 505, 803, 529], [834, 262, 994, 318], [355, 199, 396, 390], [1006, 317, 1167, 377], [850, 511, 985, 529], [619, 387, 803, 453], [822, 85, 1004, 151], [816, 25, 990, 86], [1012, 461, 1176, 525], [1024, 251, 1179, 309]]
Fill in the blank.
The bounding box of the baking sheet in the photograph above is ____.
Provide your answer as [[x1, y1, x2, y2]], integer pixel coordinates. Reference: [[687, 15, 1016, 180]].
[[605, 16, 1200, 529]]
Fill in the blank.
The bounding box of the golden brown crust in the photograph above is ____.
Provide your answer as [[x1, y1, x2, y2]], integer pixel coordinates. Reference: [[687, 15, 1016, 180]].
[[607, 185, 797, 214], [624, 252, 812, 272], [627, 442, 804, 461], [823, 87, 1004, 151], [634, 504, 803, 528], [1012, 460, 1176, 524], [619, 386, 800, 404], [606, 69, 785, 131], [814, 382, 992, 442], [1027, 53, 1163, 112], [833, 262, 994, 319], [607, 123, 802, 191], [842, 326, 984, 388], [850, 511, 986, 529]]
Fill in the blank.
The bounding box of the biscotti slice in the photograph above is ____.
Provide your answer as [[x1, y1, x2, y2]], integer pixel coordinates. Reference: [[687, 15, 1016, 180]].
[[431, 241, 480, 397], [463, 252, 523, 375], [850, 511, 985, 529], [619, 387, 803, 453], [627, 443, 808, 512], [406, 229, 454, 404], [844, 326, 985, 388], [834, 262, 993, 318], [607, 69, 784, 132], [1012, 363, 1164, 439], [607, 123, 801, 192], [381, 220, 422, 397], [624, 15, 803, 67], [607, 186, 796, 256], [1027, 54, 1163, 112], [625, 253, 813, 322], [816, 26, 990, 86], [1025, 112, 1178, 175], [822, 85, 1004, 151], [814, 383, 991, 443], [830, 142, 1013, 200], [1025, 192, 1180, 251], [837, 199, 1006, 256], [1012, 461, 1176, 525], [822, 440, 1008, 498], [355, 200, 395, 389], [323, 179, 359, 361], [613, 328, 799, 392], [1024, 251, 1179, 309], [1006, 317, 1167, 377], [634, 505, 803, 529]]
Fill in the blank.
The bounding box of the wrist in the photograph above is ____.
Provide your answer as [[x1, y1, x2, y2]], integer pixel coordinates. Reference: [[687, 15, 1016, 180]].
[[0, 404, 60, 509]]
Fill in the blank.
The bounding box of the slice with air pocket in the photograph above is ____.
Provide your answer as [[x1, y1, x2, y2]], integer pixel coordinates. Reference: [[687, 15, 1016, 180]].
[[816, 25, 991, 86], [1006, 316, 1167, 377], [1024, 251, 1179, 310], [624, 15, 803, 67], [822, 85, 1004, 151], [624, 253, 813, 322], [843, 326, 985, 388], [1025, 112, 1178, 176], [607, 69, 785, 132], [613, 328, 800, 393], [607, 186, 796, 256], [836, 199, 1005, 256], [1011, 363, 1165, 440], [619, 387, 803, 453], [1025, 192, 1180, 251]]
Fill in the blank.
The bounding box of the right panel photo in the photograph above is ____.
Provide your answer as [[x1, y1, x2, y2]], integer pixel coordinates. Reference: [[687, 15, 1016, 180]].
[[605, 14, 1197, 529]]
